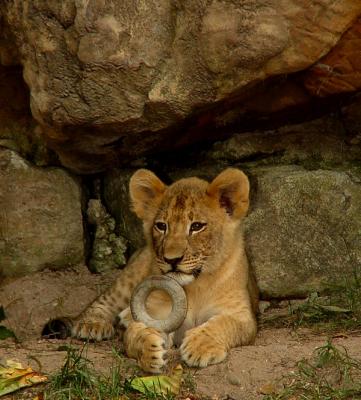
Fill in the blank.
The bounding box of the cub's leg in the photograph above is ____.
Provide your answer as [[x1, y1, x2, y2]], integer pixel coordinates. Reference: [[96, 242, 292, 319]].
[[180, 311, 256, 367], [119, 290, 173, 373], [72, 249, 151, 341]]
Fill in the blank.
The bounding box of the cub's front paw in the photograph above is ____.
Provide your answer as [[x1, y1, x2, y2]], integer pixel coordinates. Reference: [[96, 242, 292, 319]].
[[125, 322, 167, 374], [72, 319, 114, 341], [138, 328, 167, 373], [180, 326, 227, 367]]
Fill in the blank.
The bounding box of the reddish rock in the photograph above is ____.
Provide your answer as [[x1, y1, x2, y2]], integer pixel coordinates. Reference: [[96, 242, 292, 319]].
[[304, 18, 361, 96]]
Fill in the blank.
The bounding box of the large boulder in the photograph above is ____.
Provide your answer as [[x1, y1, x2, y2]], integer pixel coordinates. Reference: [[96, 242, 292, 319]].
[[246, 166, 361, 298], [0, 149, 85, 277], [1, 1, 360, 172]]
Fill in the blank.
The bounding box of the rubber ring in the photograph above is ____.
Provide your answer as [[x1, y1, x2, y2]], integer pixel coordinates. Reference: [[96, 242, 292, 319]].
[[130, 275, 187, 333]]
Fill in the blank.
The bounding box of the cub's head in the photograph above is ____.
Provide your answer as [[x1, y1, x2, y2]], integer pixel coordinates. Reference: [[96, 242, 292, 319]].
[[129, 168, 249, 286]]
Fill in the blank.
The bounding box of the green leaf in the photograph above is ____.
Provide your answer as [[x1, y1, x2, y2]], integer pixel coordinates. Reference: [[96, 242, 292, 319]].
[[130, 364, 182, 395], [318, 305, 352, 313]]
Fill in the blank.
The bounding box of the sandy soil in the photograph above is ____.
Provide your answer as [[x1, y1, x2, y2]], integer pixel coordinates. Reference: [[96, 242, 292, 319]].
[[1, 267, 361, 399], [1, 328, 361, 400]]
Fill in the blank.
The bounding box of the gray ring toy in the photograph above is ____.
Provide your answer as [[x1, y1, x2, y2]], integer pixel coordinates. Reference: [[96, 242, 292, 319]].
[[130, 275, 187, 333]]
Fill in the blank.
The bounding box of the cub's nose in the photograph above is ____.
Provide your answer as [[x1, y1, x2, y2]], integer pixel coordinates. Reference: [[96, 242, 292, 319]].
[[164, 256, 184, 271]]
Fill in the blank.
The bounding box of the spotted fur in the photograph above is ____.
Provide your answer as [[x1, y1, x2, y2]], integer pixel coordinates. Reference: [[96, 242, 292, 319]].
[[71, 168, 258, 373]]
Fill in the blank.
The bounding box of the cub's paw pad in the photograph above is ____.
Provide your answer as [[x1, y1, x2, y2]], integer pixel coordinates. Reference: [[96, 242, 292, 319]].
[[72, 320, 115, 341], [138, 329, 167, 373], [180, 330, 227, 368]]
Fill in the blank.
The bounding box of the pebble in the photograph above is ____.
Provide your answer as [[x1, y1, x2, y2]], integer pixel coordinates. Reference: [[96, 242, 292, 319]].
[[227, 372, 241, 386]]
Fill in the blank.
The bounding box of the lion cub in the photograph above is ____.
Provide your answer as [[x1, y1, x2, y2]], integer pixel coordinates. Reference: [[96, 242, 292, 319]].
[[71, 168, 258, 372]]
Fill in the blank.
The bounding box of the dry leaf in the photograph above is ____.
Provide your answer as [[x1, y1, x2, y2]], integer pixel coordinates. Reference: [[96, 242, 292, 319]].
[[0, 360, 47, 396]]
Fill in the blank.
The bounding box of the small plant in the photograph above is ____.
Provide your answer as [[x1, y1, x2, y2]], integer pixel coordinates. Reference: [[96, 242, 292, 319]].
[[182, 369, 197, 393], [261, 267, 361, 333], [264, 340, 361, 400], [44, 344, 177, 400], [289, 292, 355, 329], [45, 345, 98, 399]]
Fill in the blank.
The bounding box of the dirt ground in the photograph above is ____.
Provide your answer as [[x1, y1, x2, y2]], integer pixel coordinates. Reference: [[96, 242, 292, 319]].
[[1, 267, 361, 399], [2, 328, 361, 399]]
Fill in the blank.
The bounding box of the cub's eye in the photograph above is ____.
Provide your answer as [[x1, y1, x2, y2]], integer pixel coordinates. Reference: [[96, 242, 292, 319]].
[[154, 222, 167, 233], [190, 222, 207, 234]]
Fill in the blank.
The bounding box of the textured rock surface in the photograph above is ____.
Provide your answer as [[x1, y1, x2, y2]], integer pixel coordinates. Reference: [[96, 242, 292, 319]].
[[0, 265, 113, 339], [246, 166, 361, 298], [304, 18, 361, 96], [1, 1, 360, 172], [0, 65, 53, 166], [208, 116, 361, 166], [87, 199, 127, 273], [0, 149, 85, 277]]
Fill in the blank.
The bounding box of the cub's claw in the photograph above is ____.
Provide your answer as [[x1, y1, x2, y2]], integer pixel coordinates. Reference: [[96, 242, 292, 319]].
[[180, 326, 227, 367], [125, 322, 167, 373], [71, 319, 115, 341], [139, 330, 167, 373]]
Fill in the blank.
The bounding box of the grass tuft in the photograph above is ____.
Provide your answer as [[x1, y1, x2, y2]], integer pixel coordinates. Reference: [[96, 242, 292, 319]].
[[261, 268, 361, 333], [45, 345, 97, 399], [44, 344, 175, 400], [264, 340, 361, 400]]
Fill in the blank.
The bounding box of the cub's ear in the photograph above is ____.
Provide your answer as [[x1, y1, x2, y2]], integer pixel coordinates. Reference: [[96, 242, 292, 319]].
[[129, 169, 166, 219], [207, 168, 249, 218]]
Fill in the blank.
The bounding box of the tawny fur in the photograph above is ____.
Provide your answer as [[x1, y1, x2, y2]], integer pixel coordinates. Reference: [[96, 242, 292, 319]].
[[71, 168, 258, 373]]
